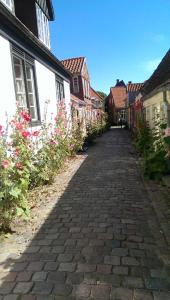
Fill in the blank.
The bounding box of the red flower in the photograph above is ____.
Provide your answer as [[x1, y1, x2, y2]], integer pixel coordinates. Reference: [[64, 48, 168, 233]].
[[32, 131, 40, 137], [20, 111, 31, 122], [0, 125, 4, 135], [21, 130, 31, 139], [2, 160, 10, 169]]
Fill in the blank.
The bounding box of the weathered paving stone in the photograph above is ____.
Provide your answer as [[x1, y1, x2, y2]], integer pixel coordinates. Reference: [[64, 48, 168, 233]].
[[153, 291, 170, 300], [57, 254, 73, 262], [111, 240, 121, 248], [97, 274, 121, 287], [111, 287, 133, 300], [104, 256, 120, 265], [111, 248, 128, 256], [27, 262, 44, 271], [32, 271, 47, 281], [145, 278, 170, 290], [77, 263, 96, 273], [3, 296, 19, 300], [122, 257, 140, 266], [58, 263, 76, 272], [74, 284, 91, 297], [53, 283, 72, 296], [130, 249, 146, 258], [13, 282, 34, 294], [134, 289, 153, 300], [0, 282, 16, 295], [20, 296, 36, 300], [67, 273, 84, 284], [97, 264, 112, 274], [31, 282, 53, 295], [91, 284, 111, 299], [123, 276, 144, 288], [47, 271, 66, 283], [113, 266, 128, 275], [44, 262, 59, 271], [0, 272, 17, 282]]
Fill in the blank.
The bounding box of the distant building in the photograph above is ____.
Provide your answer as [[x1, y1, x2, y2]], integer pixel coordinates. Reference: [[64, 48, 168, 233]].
[[106, 79, 143, 126], [106, 80, 127, 125], [126, 82, 144, 128]]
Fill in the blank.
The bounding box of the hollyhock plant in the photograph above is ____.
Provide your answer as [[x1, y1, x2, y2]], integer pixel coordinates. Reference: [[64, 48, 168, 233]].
[[1, 159, 10, 169]]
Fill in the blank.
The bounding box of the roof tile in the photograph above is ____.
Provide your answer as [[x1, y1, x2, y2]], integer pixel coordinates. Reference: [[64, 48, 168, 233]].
[[61, 57, 85, 74]]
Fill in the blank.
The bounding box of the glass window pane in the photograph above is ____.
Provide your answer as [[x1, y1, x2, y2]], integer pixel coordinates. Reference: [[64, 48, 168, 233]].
[[36, 3, 50, 48], [25, 64, 38, 121], [13, 56, 27, 108]]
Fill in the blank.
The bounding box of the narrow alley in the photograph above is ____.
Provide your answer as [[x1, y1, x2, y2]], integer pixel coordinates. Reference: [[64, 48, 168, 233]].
[[0, 129, 170, 299]]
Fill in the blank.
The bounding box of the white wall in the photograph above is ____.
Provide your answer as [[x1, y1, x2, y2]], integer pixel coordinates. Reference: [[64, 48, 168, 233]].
[[35, 61, 57, 123], [64, 80, 71, 126], [35, 61, 71, 126], [0, 35, 16, 126]]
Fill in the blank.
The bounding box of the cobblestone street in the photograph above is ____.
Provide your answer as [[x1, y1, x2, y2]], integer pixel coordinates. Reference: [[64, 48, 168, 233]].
[[0, 128, 170, 299]]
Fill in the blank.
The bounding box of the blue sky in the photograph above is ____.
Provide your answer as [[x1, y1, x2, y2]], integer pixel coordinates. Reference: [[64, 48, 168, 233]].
[[50, 0, 170, 94]]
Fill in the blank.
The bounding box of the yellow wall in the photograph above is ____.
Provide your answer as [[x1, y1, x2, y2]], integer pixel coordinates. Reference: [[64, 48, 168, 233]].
[[143, 90, 170, 128]]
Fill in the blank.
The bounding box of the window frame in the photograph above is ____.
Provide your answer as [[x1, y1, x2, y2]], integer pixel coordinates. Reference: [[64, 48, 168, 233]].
[[36, 3, 50, 49], [0, 0, 14, 11], [11, 45, 41, 126], [56, 75, 65, 102], [73, 76, 79, 94]]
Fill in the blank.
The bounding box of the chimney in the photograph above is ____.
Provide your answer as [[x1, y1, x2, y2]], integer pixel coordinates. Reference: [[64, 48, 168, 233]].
[[116, 79, 119, 84]]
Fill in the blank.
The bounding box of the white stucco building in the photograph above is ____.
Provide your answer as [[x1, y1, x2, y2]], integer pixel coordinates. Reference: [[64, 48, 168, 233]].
[[0, 0, 71, 128]]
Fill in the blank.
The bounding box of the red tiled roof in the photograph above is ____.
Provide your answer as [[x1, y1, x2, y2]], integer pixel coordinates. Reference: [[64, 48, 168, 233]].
[[61, 57, 85, 74], [111, 87, 127, 108], [90, 87, 103, 100], [127, 83, 144, 92]]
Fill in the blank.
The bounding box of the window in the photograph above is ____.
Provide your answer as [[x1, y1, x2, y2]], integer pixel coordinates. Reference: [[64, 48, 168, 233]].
[[12, 46, 40, 123], [36, 3, 50, 49], [73, 77, 79, 93], [56, 76, 65, 102], [0, 0, 14, 11]]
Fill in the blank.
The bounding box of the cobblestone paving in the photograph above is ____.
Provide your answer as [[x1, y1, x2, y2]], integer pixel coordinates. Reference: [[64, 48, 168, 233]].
[[0, 128, 170, 299]]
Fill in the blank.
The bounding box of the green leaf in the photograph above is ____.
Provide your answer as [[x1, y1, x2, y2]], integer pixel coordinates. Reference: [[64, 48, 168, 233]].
[[9, 187, 21, 199]]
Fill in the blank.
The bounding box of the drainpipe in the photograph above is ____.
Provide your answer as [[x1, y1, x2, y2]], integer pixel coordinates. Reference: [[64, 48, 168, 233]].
[[163, 86, 170, 127]]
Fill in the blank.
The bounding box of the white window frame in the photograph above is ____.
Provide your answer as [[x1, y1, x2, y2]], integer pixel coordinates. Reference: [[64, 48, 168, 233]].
[[1, 0, 14, 11], [36, 3, 50, 49], [56, 76, 65, 102], [73, 76, 79, 94], [12, 47, 40, 123]]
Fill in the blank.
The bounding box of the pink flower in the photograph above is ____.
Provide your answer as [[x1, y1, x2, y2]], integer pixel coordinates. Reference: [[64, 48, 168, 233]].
[[2, 160, 10, 169], [20, 111, 31, 122], [0, 125, 4, 135], [55, 128, 61, 135], [15, 162, 24, 170], [16, 122, 24, 131], [165, 127, 170, 137], [50, 139, 58, 146], [32, 131, 40, 137], [21, 130, 31, 139]]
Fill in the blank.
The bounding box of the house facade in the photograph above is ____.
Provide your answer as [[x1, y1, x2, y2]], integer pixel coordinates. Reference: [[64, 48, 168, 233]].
[[106, 80, 127, 125], [0, 0, 71, 127], [141, 50, 170, 129], [126, 82, 144, 128], [61, 57, 92, 123]]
